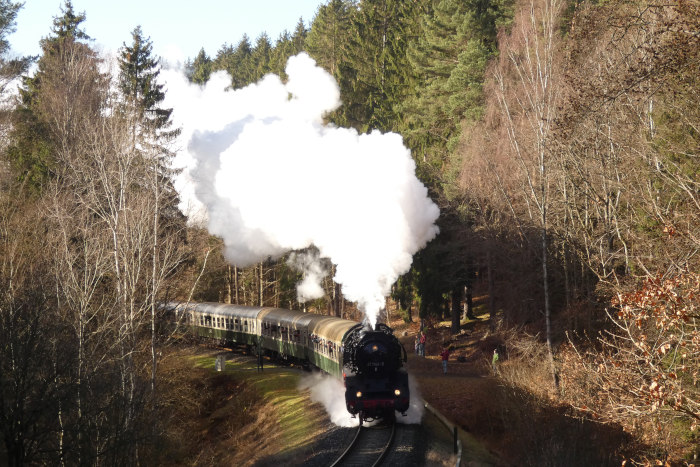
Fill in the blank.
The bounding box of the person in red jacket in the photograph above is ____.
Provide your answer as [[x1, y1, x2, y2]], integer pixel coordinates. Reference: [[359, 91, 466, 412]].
[[419, 332, 426, 357], [440, 346, 451, 374]]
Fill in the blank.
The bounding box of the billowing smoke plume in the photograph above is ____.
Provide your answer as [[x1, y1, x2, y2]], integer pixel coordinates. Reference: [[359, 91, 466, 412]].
[[288, 249, 328, 303], [297, 372, 424, 426], [163, 53, 440, 327]]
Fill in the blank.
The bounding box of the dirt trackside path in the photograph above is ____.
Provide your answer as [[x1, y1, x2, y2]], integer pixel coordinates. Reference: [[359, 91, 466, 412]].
[[390, 308, 636, 467], [392, 315, 506, 466]]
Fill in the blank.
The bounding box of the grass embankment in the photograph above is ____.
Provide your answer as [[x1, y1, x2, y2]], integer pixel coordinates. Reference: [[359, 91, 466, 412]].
[[154, 348, 328, 466]]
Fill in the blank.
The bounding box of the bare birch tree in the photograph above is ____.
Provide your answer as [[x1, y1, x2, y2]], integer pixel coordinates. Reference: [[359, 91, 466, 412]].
[[490, 0, 565, 388]]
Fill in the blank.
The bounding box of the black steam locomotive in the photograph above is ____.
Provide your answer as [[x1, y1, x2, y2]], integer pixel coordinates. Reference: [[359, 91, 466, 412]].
[[343, 323, 410, 424], [170, 302, 409, 423]]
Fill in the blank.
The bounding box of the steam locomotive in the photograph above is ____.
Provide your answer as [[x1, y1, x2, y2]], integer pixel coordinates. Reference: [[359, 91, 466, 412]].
[[169, 302, 409, 423]]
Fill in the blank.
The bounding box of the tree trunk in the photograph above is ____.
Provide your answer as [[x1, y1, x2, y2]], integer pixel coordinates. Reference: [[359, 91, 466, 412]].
[[333, 282, 342, 317], [487, 250, 496, 331], [259, 261, 264, 307], [464, 282, 475, 320], [234, 265, 239, 304], [451, 286, 461, 333]]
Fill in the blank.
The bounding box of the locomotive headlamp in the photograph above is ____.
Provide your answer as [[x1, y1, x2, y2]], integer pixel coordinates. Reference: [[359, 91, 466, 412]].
[[356, 391, 363, 398], [372, 344, 378, 352], [394, 389, 401, 396]]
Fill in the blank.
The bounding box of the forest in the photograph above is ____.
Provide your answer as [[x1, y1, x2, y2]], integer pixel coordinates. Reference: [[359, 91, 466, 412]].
[[0, 0, 698, 464]]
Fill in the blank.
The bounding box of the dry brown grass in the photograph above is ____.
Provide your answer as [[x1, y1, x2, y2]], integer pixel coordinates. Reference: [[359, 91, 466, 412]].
[[390, 313, 638, 466], [148, 346, 263, 465], [148, 345, 336, 466]]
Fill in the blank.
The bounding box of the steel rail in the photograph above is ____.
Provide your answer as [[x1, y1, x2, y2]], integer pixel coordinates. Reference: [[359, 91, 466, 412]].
[[329, 419, 396, 467]]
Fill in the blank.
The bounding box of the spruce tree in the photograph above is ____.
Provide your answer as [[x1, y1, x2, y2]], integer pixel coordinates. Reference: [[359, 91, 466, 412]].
[[306, 0, 353, 79], [185, 48, 212, 84], [118, 25, 181, 218], [0, 0, 30, 97], [270, 31, 294, 78], [229, 35, 253, 88], [250, 33, 272, 82], [270, 19, 307, 80], [291, 17, 308, 52], [401, 0, 511, 171], [6, 0, 96, 190], [119, 25, 177, 141]]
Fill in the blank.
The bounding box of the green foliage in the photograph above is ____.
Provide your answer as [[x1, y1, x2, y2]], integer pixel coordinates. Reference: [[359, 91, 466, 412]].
[[185, 48, 212, 84], [400, 0, 511, 168], [0, 0, 30, 94], [5, 0, 94, 191], [5, 112, 53, 191], [251, 33, 272, 81], [119, 26, 176, 136], [306, 0, 353, 77], [269, 20, 307, 79], [46, 0, 88, 43], [213, 35, 253, 88]]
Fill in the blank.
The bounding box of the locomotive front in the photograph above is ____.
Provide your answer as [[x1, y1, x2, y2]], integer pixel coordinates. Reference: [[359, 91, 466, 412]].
[[343, 323, 409, 422]]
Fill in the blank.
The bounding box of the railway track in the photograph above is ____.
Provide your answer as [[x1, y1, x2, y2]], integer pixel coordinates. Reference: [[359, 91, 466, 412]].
[[330, 418, 396, 467]]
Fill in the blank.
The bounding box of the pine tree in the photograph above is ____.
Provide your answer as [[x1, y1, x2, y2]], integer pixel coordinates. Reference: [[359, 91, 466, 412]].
[[47, 0, 88, 42], [401, 0, 511, 171], [306, 0, 353, 79], [118, 25, 181, 216], [119, 26, 177, 140], [185, 47, 212, 84], [319, 0, 422, 132], [6, 0, 96, 190], [270, 19, 308, 79], [250, 32, 272, 82], [227, 35, 253, 88], [0, 0, 30, 98]]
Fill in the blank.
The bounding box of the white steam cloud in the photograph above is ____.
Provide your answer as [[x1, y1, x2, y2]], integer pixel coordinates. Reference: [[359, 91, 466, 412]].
[[298, 371, 424, 427], [163, 53, 440, 327], [288, 249, 328, 303]]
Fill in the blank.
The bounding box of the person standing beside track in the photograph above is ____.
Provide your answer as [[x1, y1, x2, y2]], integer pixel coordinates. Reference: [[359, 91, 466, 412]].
[[257, 336, 263, 372], [440, 345, 451, 374]]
